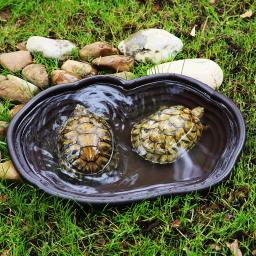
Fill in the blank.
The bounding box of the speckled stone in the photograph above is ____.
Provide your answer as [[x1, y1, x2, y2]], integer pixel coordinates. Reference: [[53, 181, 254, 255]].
[[51, 70, 81, 85], [61, 60, 97, 77], [79, 42, 118, 61], [92, 55, 134, 72], [22, 64, 49, 88], [0, 75, 39, 102]]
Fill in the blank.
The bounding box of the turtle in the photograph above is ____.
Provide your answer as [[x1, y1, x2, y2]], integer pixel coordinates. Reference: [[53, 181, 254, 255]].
[[57, 104, 118, 179], [131, 105, 205, 164]]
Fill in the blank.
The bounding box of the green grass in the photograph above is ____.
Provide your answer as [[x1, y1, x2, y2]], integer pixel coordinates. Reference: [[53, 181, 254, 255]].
[[0, 0, 256, 255]]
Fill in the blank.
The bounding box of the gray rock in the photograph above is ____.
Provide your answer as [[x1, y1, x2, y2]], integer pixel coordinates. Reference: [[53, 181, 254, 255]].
[[26, 36, 76, 59], [112, 71, 135, 80], [79, 41, 118, 61], [0, 75, 39, 102], [0, 51, 32, 72], [51, 70, 81, 85], [147, 58, 223, 89], [92, 55, 134, 72], [118, 29, 183, 64], [61, 60, 97, 77], [22, 64, 49, 88]]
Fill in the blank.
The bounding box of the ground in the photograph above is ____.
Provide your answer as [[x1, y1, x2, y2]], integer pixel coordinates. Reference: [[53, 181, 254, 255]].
[[0, 0, 256, 255]]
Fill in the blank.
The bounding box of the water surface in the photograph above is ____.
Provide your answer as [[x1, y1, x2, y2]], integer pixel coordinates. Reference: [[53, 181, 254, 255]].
[[21, 82, 230, 195]]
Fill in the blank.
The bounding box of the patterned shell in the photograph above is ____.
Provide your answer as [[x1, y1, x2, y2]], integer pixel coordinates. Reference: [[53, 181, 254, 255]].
[[58, 104, 114, 178], [131, 105, 205, 164]]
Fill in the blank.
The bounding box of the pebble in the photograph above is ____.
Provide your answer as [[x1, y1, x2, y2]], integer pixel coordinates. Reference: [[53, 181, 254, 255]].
[[16, 41, 27, 51], [0, 121, 8, 137], [92, 55, 134, 72], [0, 75, 39, 102], [79, 41, 118, 61], [9, 104, 24, 119], [22, 64, 49, 88], [147, 58, 223, 89], [0, 160, 21, 182], [118, 29, 183, 64], [0, 51, 32, 72], [51, 70, 81, 85], [112, 71, 135, 80], [26, 36, 76, 59], [61, 60, 97, 77]]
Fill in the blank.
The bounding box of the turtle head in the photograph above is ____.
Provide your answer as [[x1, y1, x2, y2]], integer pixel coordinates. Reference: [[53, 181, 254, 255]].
[[191, 107, 204, 119]]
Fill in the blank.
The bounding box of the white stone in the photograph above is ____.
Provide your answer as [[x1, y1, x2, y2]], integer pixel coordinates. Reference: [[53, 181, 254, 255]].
[[147, 58, 223, 89], [118, 29, 183, 64], [26, 36, 76, 59]]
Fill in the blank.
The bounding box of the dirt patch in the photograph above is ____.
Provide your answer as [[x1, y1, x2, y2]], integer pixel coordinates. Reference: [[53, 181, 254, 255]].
[[225, 37, 243, 57], [0, 7, 11, 22], [122, 23, 138, 33], [136, 218, 162, 235]]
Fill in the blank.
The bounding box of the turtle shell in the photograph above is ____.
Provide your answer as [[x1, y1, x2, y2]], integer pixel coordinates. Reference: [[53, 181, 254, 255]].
[[58, 104, 114, 178], [131, 105, 205, 164]]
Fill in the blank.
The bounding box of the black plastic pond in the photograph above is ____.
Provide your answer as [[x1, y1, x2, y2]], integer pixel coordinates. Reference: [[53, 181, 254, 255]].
[[7, 74, 246, 204]]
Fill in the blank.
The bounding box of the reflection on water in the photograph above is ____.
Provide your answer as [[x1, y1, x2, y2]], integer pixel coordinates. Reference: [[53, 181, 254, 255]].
[[173, 143, 214, 181], [20, 83, 229, 195], [173, 150, 202, 181]]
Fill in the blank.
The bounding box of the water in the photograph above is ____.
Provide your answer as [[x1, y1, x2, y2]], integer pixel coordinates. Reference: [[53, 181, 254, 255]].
[[20, 82, 231, 195]]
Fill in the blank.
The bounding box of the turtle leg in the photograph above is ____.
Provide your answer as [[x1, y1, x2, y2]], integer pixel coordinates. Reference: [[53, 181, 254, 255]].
[[105, 149, 119, 172]]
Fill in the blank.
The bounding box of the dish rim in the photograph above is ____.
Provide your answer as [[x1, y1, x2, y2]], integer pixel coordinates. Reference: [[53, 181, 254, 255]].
[[7, 74, 246, 204]]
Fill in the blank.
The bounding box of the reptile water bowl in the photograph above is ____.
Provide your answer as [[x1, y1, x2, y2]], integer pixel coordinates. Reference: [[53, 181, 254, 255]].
[[7, 74, 246, 204]]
